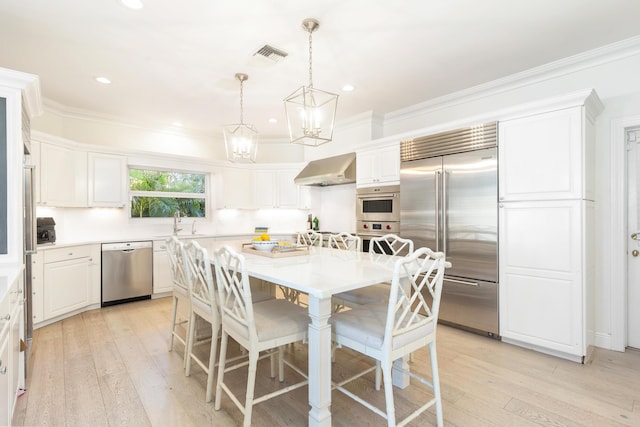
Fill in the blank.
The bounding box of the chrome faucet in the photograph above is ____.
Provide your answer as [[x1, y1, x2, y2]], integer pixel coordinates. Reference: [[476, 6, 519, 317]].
[[173, 211, 182, 235], [191, 219, 197, 235]]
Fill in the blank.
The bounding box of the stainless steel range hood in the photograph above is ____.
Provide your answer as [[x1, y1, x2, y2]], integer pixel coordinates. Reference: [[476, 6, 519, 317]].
[[294, 152, 356, 186]]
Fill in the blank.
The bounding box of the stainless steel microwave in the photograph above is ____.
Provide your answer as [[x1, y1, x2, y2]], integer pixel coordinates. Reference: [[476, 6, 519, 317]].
[[355, 185, 400, 223]]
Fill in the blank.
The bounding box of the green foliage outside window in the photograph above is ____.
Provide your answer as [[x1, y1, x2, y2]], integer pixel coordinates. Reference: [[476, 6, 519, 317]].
[[129, 168, 207, 218]]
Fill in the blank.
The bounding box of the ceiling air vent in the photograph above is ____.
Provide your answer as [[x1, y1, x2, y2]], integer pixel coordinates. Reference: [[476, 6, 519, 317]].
[[253, 44, 288, 62]]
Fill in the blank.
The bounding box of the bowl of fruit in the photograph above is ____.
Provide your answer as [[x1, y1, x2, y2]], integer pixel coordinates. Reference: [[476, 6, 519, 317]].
[[252, 234, 277, 252]]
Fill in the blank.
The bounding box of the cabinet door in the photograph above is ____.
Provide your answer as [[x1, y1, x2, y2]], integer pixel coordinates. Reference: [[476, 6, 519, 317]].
[[356, 150, 377, 186], [377, 145, 400, 185], [88, 153, 127, 207], [44, 257, 91, 319], [499, 108, 583, 201], [0, 330, 9, 427], [216, 167, 252, 209], [276, 170, 299, 208], [40, 143, 87, 207], [9, 279, 23, 405], [87, 245, 101, 305], [153, 241, 173, 294], [253, 170, 276, 208], [499, 199, 585, 358]]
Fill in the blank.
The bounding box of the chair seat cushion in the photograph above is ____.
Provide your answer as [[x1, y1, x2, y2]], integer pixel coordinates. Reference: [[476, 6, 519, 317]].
[[224, 298, 308, 343], [333, 305, 434, 352], [252, 289, 275, 303], [334, 283, 389, 306]]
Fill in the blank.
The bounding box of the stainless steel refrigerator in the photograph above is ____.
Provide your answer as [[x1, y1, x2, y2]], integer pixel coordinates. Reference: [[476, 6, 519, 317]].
[[400, 123, 499, 337], [23, 161, 36, 375]]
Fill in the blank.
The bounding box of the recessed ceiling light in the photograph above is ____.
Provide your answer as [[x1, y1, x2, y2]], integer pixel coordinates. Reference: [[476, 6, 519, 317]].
[[95, 76, 111, 85], [172, 121, 183, 127], [120, 0, 144, 10], [268, 118, 278, 124], [342, 84, 354, 92]]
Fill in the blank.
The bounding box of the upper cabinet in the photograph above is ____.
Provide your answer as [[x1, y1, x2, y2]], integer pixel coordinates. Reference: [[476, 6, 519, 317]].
[[356, 144, 400, 188], [88, 152, 127, 207], [39, 142, 87, 207], [215, 167, 253, 209], [253, 169, 299, 209], [499, 107, 593, 201]]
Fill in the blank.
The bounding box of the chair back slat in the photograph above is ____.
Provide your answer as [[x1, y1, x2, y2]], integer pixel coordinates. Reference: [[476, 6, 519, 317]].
[[183, 241, 217, 311], [370, 234, 414, 256], [166, 236, 188, 293], [385, 247, 447, 344], [297, 230, 323, 247], [214, 245, 256, 340], [328, 232, 361, 251]]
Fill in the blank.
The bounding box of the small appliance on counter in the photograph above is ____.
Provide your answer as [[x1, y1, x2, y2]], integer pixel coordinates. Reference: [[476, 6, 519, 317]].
[[36, 217, 56, 244]]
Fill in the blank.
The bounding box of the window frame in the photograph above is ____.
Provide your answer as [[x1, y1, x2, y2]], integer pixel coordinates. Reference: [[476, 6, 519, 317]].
[[128, 166, 209, 220]]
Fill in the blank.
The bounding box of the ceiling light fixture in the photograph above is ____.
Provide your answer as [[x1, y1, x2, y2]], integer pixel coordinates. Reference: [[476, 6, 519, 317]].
[[284, 18, 338, 147], [223, 73, 258, 163], [95, 76, 111, 85]]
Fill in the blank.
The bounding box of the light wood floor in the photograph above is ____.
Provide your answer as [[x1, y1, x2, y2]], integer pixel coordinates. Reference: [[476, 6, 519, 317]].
[[12, 297, 640, 426]]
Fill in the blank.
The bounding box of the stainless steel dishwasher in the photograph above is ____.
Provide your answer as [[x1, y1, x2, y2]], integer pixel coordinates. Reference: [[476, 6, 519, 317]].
[[101, 241, 153, 306]]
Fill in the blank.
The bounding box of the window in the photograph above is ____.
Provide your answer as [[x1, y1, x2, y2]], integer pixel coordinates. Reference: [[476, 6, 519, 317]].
[[129, 168, 207, 218]]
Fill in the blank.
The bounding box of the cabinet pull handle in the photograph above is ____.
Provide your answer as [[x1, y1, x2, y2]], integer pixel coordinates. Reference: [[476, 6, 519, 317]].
[[0, 366, 6, 374]]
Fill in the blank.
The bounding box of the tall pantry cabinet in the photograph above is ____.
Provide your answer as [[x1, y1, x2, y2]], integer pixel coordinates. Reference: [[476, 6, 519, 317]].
[[498, 89, 603, 362]]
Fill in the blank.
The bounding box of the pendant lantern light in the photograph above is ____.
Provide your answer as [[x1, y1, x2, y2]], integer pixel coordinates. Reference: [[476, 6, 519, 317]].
[[284, 18, 338, 147], [223, 73, 258, 162]]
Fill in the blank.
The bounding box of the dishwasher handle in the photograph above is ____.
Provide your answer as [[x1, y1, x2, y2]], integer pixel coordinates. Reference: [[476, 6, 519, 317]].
[[102, 241, 153, 252]]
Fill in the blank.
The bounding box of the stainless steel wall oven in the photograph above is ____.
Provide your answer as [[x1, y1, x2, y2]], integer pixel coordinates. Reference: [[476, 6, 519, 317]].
[[356, 185, 400, 254]]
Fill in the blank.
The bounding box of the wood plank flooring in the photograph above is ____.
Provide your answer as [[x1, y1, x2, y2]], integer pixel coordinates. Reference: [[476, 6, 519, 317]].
[[12, 297, 640, 426]]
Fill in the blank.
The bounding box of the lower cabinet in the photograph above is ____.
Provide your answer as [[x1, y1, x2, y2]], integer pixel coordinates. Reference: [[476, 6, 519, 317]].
[[0, 270, 25, 426], [37, 245, 100, 324], [153, 240, 173, 294], [499, 199, 593, 361]]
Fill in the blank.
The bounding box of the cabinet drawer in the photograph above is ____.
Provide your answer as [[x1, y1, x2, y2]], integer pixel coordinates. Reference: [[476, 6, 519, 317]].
[[44, 245, 94, 263]]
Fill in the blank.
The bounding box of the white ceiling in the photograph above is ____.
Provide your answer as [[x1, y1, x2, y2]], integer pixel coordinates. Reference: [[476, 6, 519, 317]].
[[2, 0, 640, 140]]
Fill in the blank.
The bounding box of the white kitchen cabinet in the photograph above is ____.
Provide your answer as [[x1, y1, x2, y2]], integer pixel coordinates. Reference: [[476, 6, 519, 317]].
[[253, 169, 299, 209], [42, 245, 100, 321], [215, 167, 252, 209], [499, 200, 593, 361], [0, 271, 25, 427], [153, 239, 173, 294], [88, 152, 127, 207], [356, 144, 400, 188], [497, 90, 602, 362], [39, 143, 88, 207], [499, 106, 595, 201]]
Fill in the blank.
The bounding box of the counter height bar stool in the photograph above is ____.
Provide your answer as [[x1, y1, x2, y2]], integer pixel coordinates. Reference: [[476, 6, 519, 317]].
[[332, 247, 450, 427], [214, 245, 309, 427], [183, 240, 220, 402], [327, 232, 361, 251], [334, 234, 414, 310], [167, 236, 190, 369], [296, 229, 323, 247]]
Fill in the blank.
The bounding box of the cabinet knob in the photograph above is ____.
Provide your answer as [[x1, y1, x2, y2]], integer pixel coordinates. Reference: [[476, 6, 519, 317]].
[[0, 366, 6, 375]]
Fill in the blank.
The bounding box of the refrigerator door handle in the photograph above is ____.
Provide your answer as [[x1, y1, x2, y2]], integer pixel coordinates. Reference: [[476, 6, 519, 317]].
[[435, 170, 442, 252], [441, 170, 448, 255], [444, 277, 479, 287]]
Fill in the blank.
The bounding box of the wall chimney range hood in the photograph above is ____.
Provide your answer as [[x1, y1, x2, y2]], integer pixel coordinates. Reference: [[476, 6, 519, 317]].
[[294, 152, 356, 186]]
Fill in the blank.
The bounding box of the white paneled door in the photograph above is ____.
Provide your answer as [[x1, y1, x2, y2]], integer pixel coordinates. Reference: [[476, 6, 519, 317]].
[[627, 128, 640, 349]]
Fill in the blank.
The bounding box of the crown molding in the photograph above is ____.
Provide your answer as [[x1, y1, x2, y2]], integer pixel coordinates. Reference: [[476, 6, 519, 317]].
[[385, 35, 640, 125], [0, 67, 43, 116]]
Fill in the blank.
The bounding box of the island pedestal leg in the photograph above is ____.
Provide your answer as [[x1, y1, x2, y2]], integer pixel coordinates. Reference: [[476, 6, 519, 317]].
[[307, 295, 332, 427]]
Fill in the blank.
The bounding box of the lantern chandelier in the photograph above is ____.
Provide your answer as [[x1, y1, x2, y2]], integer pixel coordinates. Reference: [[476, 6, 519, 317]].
[[284, 18, 338, 147], [223, 73, 258, 162]]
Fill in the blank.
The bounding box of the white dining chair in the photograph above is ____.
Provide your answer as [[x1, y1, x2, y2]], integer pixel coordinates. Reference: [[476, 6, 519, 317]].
[[167, 236, 191, 368], [333, 234, 414, 309], [183, 240, 220, 402], [327, 232, 361, 251], [332, 247, 449, 427], [296, 229, 323, 247], [213, 245, 309, 427]]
